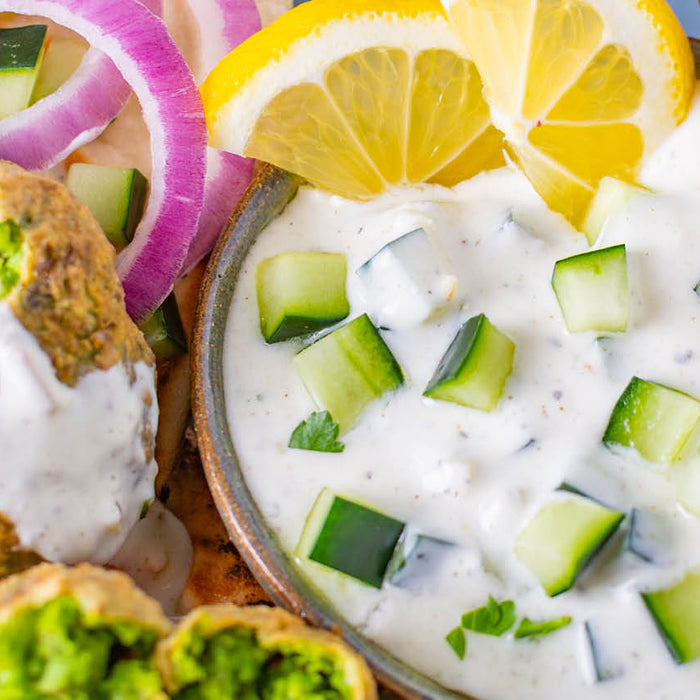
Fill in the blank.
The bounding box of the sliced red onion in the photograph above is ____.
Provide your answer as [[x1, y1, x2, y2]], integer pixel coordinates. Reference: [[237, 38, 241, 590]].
[[0, 0, 162, 171], [187, 0, 261, 82], [179, 0, 260, 272], [182, 148, 255, 274], [4, 0, 207, 321]]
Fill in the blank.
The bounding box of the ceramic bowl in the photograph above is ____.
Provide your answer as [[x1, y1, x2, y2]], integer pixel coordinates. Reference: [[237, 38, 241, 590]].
[[192, 34, 700, 700], [192, 163, 472, 700]]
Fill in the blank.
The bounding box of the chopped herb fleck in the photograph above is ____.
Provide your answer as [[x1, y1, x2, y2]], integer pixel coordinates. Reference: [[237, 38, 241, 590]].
[[0, 219, 23, 299], [446, 626, 466, 659], [289, 411, 344, 453], [514, 616, 572, 640], [461, 596, 516, 636]]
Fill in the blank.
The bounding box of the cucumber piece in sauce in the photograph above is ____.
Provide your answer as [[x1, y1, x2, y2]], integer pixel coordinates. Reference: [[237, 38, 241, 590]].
[[0, 25, 47, 119], [583, 620, 625, 682], [642, 569, 700, 663], [296, 489, 406, 589], [551, 244, 628, 333], [293, 314, 403, 431], [385, 529, 454, 588], [356, 228, 456, 330], [582, 177, 647, 245], [424, 313, 514, 412], [625, 508, 672, 565], [66, 163, 148, 250], [515, 493, 624, 596], [256, 252, 349, 342], [603, 377, 700, 467]]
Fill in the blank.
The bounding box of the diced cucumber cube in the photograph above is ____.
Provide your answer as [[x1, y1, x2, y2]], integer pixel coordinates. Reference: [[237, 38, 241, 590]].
[[625, 508, 672, 565], [138, 292, 187, 363], [385, 529, 454, 588], [296, 489, 405, 589], [423, 314, 514, 412], [31, 36, 87, 103], [584, 621, 625, 682], [674, 458, 700, 519], [582, 177, 647, 245], [514, 494, 624, 596], [356, 228, 456, 329], [293, 314, 403, 431], [66, 163, 148, 250], [551, 244, 628, 333], [0, 25, 47, 119], [642, 569, 700, 663], [603, 377, 700, 467], [256, 252, 349, 342]]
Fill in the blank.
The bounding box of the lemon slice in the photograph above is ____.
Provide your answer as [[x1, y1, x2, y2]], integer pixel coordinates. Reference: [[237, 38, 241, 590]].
[[200, 0, 505, 198], [442, 0, 695, 226]]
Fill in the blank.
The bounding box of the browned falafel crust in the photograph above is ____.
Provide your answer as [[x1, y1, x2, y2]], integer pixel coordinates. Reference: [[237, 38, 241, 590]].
[[0, 516, 41, 579], [0, 161, 153, 386], [0, 562, 172, 636]]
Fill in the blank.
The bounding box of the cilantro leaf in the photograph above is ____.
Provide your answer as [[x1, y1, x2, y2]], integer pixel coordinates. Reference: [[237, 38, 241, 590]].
[[461, 596, 516, 636], [445, 626, 466, 660], [289, 411, 345, 453], [514, 616, 572, 640]]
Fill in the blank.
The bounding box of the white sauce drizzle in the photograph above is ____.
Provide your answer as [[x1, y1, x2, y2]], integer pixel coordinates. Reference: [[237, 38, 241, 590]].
[[223, 90, 700, 698], [0, 302, 158, 564], [109, 500, 193, 616]]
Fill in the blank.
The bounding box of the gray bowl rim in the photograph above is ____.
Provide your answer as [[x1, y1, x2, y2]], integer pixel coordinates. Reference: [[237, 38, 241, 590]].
[[192, 163, 475, 700]]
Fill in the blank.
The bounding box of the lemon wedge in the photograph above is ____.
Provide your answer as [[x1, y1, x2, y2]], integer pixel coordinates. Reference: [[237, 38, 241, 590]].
[[200, 0, 505, 198], [442, 0, 695, 226]]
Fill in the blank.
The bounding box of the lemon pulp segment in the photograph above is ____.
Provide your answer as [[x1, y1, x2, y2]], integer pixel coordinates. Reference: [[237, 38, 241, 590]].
[[201, 0, 505, 198], [443, 0, 695, 226]]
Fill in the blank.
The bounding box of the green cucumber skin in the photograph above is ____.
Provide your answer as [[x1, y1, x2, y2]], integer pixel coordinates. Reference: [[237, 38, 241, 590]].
[[257, 253, 350, 343], [642, 571, 700, 664], [603, 377, 700, 466], [122, 169, 148, 244], [551, 244, 628, 333], [138, 292, 187, 362], [293, 314, 403, 431], [266, 315, 341, 343], [0, 25, 46, 71], [308, 496, 405, 589], [0, 25, 47, 119], [424, 313, 514, 411]]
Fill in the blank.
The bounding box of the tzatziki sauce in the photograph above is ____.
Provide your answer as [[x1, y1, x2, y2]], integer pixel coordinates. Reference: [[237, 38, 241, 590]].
[[222, 89, 700, 699], [0, 302, 158, 564]]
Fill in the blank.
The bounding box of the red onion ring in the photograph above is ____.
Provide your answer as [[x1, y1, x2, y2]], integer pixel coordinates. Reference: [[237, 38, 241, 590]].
[[182, 149, 255, 274], [189, 0, 262, 82], [0, 0, 162, 172], [179, 0, 260, 273], [3, 0, 207, 321]]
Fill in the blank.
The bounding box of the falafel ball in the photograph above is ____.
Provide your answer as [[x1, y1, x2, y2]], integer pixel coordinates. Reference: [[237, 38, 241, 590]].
[[0, 161, 158, 566], [156, 604, 378, 700], [0, 562, 171, 698]]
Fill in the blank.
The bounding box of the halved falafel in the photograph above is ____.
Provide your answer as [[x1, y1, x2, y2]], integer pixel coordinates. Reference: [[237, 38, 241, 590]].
[[0, 562, 171, 699]]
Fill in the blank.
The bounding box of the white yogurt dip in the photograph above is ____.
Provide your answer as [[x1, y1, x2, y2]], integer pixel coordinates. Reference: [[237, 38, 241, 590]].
[[222, 89, 700, 699], [0, 302, 158, 564]]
